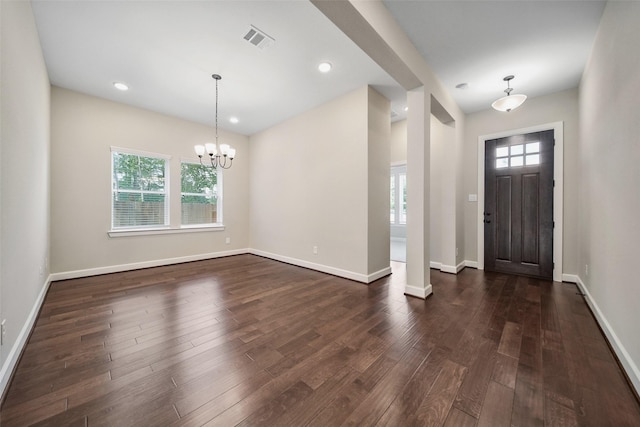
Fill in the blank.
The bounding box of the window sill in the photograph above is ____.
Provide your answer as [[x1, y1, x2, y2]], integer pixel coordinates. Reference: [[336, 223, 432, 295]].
[[108, 224, 225, 238]]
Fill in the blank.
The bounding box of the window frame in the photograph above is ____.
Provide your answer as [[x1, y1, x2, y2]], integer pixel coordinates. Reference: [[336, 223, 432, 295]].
[[110, 146, 171, 232], [180, 159, 223, 228]]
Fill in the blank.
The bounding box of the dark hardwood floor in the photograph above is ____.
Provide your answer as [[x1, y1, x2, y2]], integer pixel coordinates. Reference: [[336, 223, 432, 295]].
[[1, 254, 639, 426]]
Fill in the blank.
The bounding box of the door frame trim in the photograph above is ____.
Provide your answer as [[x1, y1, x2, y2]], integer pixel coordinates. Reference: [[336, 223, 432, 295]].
[[477, 121, 564, 282]]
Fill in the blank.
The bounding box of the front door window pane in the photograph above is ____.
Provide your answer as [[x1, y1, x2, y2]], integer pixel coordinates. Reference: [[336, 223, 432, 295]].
[[510, 144, 524, 156], [511, 156, 524, 167]]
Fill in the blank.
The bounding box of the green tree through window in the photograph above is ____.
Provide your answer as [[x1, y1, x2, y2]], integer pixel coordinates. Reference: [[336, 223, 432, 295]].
[[181, 162, 219, 225], [112, 151, 168, 228]]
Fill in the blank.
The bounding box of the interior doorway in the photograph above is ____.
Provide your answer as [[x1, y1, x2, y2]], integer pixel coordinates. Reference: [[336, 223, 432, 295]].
[[390, 164, 407, 262]]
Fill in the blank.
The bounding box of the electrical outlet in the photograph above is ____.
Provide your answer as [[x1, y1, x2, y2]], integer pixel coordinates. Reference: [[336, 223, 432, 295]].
[[456, 247, 459, 257], [225, 237, 231, 244], [1, 319, 6, 346], [313, 246, 318, 255], [585, 264, 589, 277]]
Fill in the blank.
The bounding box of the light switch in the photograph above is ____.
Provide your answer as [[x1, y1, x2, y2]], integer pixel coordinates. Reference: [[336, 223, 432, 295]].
[[468, 194, 478, 202]]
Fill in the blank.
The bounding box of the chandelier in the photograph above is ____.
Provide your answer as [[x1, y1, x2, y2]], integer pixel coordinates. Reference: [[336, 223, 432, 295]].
[[194, 74, 236, 169], [491, 75, 527, 112]]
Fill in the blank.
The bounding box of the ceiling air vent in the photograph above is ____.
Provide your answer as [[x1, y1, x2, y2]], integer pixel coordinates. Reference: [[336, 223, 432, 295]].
[[390, 110, 399, 118], [243, 25, 274, 50]]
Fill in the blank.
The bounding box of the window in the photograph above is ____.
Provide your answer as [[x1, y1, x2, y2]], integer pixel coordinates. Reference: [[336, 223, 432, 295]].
[[181, 162, 221, 226], [496, 142, 541, 169], [390, 165, 407, 225], [111, 148, 169, 229]]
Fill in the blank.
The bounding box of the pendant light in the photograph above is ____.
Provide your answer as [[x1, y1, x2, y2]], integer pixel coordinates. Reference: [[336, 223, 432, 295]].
[[491, 75, 527, 112], [194, 74, 236, 169]]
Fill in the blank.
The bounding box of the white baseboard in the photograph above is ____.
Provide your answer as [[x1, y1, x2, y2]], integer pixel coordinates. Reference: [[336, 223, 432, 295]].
[[367, 266, 393, 283], [48, 247, 394, 286], [562, 273, 580, 283], [464, 260, 478, 269], [441, 261, 465, 274], [431, 261, 467, 274], [404, 283, 433, 299], [574, 275, 640, 396], [249, 249, 390, 283], [1, 275, 52, 399], [49, 249, 249, 282]]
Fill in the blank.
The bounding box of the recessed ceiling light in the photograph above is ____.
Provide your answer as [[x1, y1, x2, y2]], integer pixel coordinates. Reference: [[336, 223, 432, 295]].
[[113, 82, 129, 91], [318, 62, 332, 73], [455, 82, 469, 90], [404, 106, 409, 112], [229, 117, 239, 124]]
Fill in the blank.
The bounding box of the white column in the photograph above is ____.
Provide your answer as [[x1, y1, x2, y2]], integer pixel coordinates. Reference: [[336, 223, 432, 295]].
[[440, 121, 458, 273], [405, 87, 432, 299]]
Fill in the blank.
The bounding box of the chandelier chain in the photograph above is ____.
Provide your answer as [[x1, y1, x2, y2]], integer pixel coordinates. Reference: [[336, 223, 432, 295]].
[[193, 73, 235, 169], [215, 76, 219, 147]]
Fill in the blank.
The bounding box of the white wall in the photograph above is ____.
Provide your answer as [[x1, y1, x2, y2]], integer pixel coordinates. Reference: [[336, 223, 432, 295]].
[[367, 88, 391, 274], [579, 1, 640, 393], [250, 86, 390, 281], [50, 87, 250, 275], [429, 117, 444, 265], [463, 88, 580, 273], [390, 119, 407, 164], [0, 0, 51, 395]]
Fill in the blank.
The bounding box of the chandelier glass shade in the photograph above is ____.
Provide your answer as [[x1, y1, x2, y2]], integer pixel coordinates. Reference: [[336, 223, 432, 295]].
[[194, 74, 235, 169]]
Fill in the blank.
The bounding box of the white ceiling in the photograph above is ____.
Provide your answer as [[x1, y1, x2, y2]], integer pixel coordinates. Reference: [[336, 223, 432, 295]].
[[31, 0, 606, 136], [383, 0, 606, 113], [31, 0, 406, 135]]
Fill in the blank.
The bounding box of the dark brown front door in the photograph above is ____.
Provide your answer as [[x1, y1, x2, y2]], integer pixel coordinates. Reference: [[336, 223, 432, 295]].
[[484, 130, 554, 279]]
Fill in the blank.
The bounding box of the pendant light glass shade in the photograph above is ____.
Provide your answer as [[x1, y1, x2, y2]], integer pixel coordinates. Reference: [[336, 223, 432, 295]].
[[491, 75, 526, 112], [491, 93, 527, 112]]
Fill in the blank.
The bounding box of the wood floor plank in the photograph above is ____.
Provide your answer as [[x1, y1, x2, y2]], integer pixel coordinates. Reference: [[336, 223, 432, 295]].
[[477, 381, 515, 427], [375, 346, 448, 426], [492, 353, 519, 389], [338, 347, 429, 426], [409, 359, 467, 426], [1, 255, 638, 426], [452, 339, 499, 418], [512, 363, 544, 427], [497, 321, 523, 358], [271, 366, 360, 426], [545, 395, 578, 427], [443, 407, 478, 427]]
